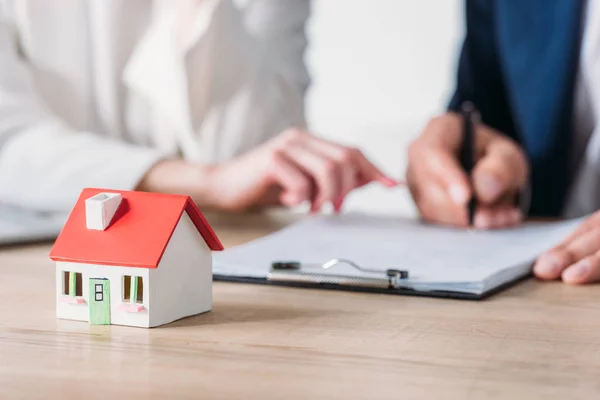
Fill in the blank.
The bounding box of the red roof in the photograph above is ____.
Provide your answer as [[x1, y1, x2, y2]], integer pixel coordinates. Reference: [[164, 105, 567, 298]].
[[49, 188, 223, 268]]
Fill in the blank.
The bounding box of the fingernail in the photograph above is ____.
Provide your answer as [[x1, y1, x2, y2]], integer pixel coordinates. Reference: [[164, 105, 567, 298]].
[[380, 176, 400, 187], [479, 173, 502, 199], [563, 261, 589, 281], [534, 254, 562, 277], [448, 184, 469, 205], [333, 196, 345, 212], [474, 213, 492, 229]]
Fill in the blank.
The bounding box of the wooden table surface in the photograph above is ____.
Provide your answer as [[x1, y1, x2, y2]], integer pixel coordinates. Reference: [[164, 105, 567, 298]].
[[1, 211, 600, 400]]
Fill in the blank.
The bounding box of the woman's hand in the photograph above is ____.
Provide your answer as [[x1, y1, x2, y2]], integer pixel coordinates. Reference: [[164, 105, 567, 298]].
[[203, 128, 399, 212], [138, 128, 399, 212]]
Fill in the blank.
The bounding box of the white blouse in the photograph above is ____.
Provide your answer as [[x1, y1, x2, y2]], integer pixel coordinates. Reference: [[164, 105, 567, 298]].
[[0, 0, 310, 212]]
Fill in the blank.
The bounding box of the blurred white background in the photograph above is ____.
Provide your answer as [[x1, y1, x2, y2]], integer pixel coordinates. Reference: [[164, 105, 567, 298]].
[[304, 0, 464, 216]]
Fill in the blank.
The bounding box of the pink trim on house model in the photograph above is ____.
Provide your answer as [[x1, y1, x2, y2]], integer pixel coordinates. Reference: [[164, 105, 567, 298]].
[[117, 303, 145, 313], [60, 296, 86, 304]]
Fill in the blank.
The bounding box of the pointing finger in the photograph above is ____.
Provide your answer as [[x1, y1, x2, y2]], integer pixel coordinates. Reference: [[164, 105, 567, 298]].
[[302, 135, 399, 187]]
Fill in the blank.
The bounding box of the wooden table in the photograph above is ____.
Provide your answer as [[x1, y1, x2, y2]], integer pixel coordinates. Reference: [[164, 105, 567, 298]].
[[1, 212, 600, 400]]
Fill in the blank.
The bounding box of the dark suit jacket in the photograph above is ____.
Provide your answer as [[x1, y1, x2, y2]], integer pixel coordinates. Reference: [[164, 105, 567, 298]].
[[448, 0, 586, 216]]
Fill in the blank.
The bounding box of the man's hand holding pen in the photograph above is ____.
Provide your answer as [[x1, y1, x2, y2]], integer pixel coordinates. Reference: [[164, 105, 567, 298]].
[[406, 111, 529, 230]]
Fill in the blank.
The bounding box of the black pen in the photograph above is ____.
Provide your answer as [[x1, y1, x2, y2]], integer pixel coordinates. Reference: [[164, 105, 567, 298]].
[[459, 102, 477, 227]]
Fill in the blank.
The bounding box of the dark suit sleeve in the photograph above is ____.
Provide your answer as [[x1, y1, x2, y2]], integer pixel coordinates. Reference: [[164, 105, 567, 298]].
[[448, 0, 518, 141]]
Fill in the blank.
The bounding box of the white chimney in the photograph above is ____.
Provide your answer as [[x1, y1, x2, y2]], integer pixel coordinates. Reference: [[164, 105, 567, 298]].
[[85, 192, 122, 231]]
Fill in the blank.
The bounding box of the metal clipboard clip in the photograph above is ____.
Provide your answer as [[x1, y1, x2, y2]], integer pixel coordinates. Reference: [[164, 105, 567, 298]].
[[268, 259, 409, 290]]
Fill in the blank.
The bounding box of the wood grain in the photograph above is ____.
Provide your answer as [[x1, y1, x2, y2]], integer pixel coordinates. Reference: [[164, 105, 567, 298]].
[[1, 211, 600, 400]]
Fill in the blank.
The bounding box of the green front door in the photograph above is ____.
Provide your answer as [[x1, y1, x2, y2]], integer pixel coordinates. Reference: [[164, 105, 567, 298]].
[[89, 278, 110, 325]]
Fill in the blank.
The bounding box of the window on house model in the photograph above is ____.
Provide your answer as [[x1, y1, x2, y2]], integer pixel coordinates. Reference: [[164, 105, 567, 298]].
[[94, 284, 104, 301], [62, 271, 83, 297], [123, 276, 143, 304]]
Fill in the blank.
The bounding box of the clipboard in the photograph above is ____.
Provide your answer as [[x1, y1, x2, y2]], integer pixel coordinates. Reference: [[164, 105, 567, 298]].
[[212, 213, 581, 301], [213, 257, 531, 301]]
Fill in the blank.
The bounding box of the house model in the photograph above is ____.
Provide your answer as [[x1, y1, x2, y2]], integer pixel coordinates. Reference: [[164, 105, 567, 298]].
[[49, 188, 223, 328]]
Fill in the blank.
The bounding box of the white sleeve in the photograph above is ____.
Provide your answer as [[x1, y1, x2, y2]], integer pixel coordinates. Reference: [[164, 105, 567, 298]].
[[0, 13, 165, 212], [242, 0, 311, 128]]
